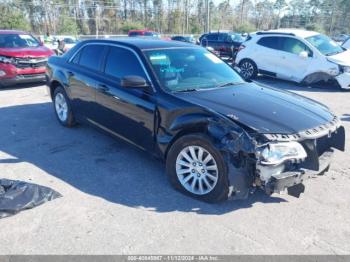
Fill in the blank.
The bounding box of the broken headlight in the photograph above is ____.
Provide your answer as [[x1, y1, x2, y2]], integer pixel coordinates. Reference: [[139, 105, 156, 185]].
[[259, 141, 307, 165]]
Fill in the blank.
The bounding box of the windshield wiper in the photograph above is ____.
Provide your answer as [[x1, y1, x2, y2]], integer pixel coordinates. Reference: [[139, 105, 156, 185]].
[[218, 82, 242, 88], [326, 50, 344, 56], [175, 88, 199, 93]]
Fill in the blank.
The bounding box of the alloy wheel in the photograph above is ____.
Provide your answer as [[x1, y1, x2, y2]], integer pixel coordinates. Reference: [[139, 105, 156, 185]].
[[175, 145, 219, 195], [54, 92, 68, 122], [240, 61, 255, 79]]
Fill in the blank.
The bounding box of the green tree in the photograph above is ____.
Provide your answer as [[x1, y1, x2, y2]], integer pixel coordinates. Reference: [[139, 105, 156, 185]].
[[0, 2, 30, 31]]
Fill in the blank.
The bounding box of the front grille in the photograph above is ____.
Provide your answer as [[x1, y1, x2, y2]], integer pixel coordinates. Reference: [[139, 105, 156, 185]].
[[14, 57, 47, 69], [17, 73, 46, 79]]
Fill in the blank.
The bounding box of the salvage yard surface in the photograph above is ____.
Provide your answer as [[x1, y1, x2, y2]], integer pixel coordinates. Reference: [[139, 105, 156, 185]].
[[0, 79, 349, 254]]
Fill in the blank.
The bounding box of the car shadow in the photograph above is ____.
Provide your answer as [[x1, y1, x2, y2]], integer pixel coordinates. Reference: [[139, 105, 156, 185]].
[[253, 75, 348, 93], [0, 82, 45, 91], [0, 102, 287, 215]]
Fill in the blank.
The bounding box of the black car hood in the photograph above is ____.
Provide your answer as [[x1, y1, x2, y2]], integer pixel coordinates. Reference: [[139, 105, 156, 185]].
[[174, 83, 334, 134]]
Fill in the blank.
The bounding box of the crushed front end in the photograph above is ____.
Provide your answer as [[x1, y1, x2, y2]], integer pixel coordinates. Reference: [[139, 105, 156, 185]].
[[254, 116, 345, 197]]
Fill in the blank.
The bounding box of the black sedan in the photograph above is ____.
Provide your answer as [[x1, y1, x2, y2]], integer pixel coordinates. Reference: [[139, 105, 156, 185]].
[[46, 38, 345, 202], [171, 35, 196, 44]]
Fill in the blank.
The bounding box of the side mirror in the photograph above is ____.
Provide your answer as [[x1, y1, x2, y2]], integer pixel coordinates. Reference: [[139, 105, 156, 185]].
[[120, 75, 150, 89], [299, 51, 308, 59]]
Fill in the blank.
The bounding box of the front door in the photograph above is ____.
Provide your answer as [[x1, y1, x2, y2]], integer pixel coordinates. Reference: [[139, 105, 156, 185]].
[[93, 46, 156, 151]]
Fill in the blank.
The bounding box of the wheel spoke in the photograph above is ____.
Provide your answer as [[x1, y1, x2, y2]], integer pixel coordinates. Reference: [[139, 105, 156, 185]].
[[191, 177, 197, 191], [206, 165, 217, 171], [205, 173, 217, 181], [189, 146, 198, 161], [183, 174, 194, 184], [203, 154, 211, 164], [177, 160, 192, 168], [197, 147, 204, 162], [181, 151, 193, 163], [202, 176, 211, 188], [177, 168, 191, 175], [198, 178, 204, 194]]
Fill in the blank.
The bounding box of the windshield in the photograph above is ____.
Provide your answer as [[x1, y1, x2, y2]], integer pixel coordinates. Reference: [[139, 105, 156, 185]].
[[306, 34, 344, 56], [0, 34, 40, 48], [230, 33, 245, 42], [144, 48, 244, 92]]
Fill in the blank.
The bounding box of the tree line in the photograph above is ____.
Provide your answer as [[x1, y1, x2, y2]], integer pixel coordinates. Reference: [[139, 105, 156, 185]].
[[0, 0, 349, 36]]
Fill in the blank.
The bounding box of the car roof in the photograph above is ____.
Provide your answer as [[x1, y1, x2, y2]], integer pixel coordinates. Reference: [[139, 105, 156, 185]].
[[129, 29, 155, 33], [80, 38, 197, 50], [257, 29, 319, 38], [0, 30, 29, 35]]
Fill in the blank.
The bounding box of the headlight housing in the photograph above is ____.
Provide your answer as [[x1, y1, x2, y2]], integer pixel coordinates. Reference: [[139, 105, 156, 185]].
[[258, 141, 307, 165], [0, 55, 13, 64]]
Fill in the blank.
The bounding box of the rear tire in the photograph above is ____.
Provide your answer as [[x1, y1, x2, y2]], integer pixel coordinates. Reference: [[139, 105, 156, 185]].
[[53, 86, 75, 127], [239, 59, 258, 80], [166, 134, 229, 203]]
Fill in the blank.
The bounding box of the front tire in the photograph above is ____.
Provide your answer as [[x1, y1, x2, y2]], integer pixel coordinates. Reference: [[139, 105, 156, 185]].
[[166, 134, 229, 203], [239, 59, 258, 80], [53, 86, 75, 127]]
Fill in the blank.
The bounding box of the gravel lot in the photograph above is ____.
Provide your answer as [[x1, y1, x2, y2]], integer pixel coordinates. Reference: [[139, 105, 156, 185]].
[[0, 78, 349, 255]]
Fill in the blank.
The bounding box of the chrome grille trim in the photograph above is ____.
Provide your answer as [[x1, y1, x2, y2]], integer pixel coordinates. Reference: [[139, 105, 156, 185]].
[[264, 115, 341, 141]]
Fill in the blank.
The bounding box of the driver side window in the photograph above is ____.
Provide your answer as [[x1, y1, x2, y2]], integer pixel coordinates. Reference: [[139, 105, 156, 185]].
[[104, 47, 147, 80], [280, 37, 313, 57]]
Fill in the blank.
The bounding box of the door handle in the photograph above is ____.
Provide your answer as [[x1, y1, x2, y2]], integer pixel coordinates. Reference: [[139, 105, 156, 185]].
[[96, 84, 109, 93], [67, 71, 74, 77]]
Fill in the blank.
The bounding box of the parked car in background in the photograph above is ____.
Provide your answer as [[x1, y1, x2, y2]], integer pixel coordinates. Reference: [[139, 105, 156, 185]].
[[332, 34, 349, 44], [342, 37, 350, 49], [46, 38, 345, 202], [0, 30, 54, 87], [128, 30, 161, 38], [62, 36, 79, 50], [199, 31, 246, 59], [236, 29, 350, 90], [171, 35, 196, 44]]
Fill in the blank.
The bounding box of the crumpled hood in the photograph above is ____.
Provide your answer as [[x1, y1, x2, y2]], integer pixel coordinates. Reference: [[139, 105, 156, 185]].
[[327, 49, 350, 66], [174, 83, 334, 134], [0, 46, 53, 58]]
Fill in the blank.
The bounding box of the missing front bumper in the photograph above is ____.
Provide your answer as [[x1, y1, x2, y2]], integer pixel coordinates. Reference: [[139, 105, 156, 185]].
[[265, 149, 333, 197]]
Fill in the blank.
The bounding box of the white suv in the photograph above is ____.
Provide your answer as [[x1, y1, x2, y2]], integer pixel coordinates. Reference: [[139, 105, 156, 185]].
[[343, 37, 350, 50], [236, 29, 350, 89]]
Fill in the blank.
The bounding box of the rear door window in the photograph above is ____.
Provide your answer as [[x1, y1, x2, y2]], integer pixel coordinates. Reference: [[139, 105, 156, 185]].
[[206, 34, 218, 41], [257, 36, 281, 50], [79, 45, 106, 71], [218, 33, 227, 41], [104, 47, 147, 80]]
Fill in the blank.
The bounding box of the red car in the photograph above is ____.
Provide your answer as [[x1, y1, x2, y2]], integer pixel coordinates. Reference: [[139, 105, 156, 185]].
[[0, 30, 54, 87], [128, 29, 161, 38]]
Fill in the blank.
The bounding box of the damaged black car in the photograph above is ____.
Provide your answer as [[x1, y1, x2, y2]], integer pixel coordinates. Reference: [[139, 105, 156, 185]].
[[46, 39, 345, 202]]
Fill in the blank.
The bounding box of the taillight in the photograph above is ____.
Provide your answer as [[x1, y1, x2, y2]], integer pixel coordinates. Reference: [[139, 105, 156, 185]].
[[237, 45, 245, 52]]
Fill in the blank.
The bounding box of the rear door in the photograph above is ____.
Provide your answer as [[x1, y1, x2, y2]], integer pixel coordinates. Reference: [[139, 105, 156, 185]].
[[94, 45, 156, 151], [67, 44, 107, 120], [203, 33, 218, 49], [255, 36, 281, 76]]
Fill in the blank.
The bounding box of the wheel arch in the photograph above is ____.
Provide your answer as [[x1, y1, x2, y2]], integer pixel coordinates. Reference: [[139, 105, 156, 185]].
[[164, 121, 210, 160]]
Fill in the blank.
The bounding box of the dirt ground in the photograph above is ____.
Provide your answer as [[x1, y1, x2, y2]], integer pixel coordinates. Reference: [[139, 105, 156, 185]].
[[0, 78, 349, 254]]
